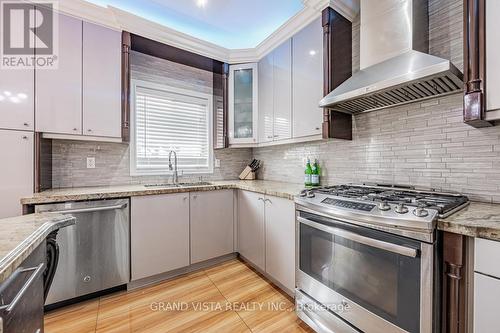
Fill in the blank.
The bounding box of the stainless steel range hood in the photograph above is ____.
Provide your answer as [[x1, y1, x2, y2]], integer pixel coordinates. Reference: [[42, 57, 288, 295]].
[[319, 0, 463, 113]]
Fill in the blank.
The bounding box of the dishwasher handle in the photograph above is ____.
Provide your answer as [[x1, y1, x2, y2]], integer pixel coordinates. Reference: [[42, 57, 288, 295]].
[[46, 203, 128, 214], [0, 263, 45, 313]]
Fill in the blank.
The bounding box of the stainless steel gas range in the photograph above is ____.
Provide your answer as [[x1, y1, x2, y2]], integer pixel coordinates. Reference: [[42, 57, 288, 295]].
[[294, 184, 469, 333]]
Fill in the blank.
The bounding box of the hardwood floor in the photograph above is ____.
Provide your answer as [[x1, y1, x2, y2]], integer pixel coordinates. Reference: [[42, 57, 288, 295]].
[[44, 258, 314, 333]]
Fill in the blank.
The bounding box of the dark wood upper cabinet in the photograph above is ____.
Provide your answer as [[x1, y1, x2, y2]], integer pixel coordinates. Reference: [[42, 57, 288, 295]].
[[322, 7, 353, 140]]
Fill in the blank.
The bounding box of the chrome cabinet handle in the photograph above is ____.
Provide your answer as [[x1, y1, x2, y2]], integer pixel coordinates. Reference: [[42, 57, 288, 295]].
[[46, 203, 128, 214], [257, 197, 264, 202], [23, 122, 29, 127], [264, 198, 272, 204], [0, 263, 45, 313], [297, 217, 419, 258]]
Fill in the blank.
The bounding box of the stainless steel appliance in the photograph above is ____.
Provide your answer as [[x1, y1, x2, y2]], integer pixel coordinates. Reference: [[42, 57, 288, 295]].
[[295, 184, 469, 333], [35, 199, 130, 306], [319, 0, 463, 113]]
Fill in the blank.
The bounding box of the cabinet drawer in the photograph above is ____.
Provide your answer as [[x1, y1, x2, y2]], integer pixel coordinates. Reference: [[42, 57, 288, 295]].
[[474, 273, 500, 332], [475, 238, 500, 278]]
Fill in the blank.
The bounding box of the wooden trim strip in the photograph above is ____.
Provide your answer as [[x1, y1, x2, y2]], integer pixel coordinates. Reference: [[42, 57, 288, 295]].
[[321, 7, 353, 140], [130, 34, 224, 74], [463, 0, 492, 127], [122, 31, 132, 142]]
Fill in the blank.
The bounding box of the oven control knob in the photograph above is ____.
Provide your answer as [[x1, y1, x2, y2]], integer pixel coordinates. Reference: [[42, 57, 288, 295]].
[[395, 203, 409, 214], [413, 207, 429, 217], [378, 201, 391, 211], [306, 191, 315, 198]]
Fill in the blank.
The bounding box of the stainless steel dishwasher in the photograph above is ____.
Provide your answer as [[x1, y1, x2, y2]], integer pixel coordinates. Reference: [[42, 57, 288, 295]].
[[35, 199, 130, 306]]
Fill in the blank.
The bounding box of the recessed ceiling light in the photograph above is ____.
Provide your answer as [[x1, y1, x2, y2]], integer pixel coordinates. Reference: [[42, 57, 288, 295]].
[[309, 50, 317, 56], [196, 0, 207, 8]]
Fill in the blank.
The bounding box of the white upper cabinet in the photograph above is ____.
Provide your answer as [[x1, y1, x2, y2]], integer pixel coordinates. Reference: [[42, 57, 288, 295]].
[[36, 13, 82, 135], [258, 53, 274, 143], [0, 130, 33, 219], [486, 0, 500, 118], [292, 17, 323, 138], [228, 63, 258, 144], [0, 61, 34, 131], [83, 22, 122, 138], [0, 68, 34, 131], [273, 39, 292, 141]]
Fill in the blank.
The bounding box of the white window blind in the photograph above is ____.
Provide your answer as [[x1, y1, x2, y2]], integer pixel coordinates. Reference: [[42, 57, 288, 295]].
[[131, 81, 213, 175]]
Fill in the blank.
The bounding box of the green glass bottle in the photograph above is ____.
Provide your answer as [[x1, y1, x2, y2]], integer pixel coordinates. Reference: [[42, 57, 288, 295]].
[[311, 159, 320, 187], [304, 158, 312, 187]]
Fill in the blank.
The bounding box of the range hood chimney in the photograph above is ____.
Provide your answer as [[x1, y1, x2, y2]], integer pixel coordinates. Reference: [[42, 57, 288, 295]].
[[319, 0, 463, 113]]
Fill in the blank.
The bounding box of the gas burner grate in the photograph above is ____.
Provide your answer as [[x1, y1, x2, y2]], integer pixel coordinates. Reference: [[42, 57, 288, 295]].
[[306, 184, 468, 215]]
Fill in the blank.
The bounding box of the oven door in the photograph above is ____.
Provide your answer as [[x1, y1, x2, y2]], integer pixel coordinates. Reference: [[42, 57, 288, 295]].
[[296, 211, 433, 333]]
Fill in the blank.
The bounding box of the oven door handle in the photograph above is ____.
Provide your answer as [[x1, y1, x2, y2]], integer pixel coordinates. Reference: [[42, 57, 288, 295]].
[[298, 217, 419, 258]]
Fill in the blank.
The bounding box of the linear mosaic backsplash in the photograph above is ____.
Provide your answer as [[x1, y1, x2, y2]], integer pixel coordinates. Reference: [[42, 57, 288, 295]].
[[50, 51, 252, 188], [253, 93, 500, 203], [52, 140, 251, 188], [252, 0, 500, 202]]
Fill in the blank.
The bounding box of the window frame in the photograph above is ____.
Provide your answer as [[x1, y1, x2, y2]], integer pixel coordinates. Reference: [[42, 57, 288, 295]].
[[130, 79, 214, 176]]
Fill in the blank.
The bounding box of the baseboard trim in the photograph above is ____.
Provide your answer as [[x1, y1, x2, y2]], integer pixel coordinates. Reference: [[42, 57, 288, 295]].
[[127, 253, 237, 291]]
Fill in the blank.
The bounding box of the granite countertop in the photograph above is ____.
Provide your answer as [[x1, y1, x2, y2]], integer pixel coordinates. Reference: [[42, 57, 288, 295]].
[[438, 202, 500, 241], [20, 180, 304, 205], [0, 213, 75, 283], [20, 181, 500, 242]]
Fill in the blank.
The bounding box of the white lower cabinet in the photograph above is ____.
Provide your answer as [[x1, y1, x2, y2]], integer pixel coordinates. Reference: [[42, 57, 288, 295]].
[[264, 195, 295, 292], [237, 190, 295, 292], [131, 194, 190, 281], [190, 190, 234, 264], [0, 130, 33, 218], [237, 190, 266, 271], [474, 273, 500, 332], [474, 238, 500, 332]]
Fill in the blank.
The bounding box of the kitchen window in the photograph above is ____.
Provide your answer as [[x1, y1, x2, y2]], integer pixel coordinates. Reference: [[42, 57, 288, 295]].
[[130, 80, 213, 175]]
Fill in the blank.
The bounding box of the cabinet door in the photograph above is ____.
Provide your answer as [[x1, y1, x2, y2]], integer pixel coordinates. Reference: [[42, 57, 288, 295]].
[[228, 63, 258, 144], [0, 27, 34, 131], [0, 130, 33, 218], [258, 53, 274, 143], [36, 14, 82, 135], [273, 39, 292, 141], [292, 18, 323, 138], [237, 190, 265, 271], [486, 0, 500, 114], [131, 194, 190, 280], [190, 190, 234, 264], [264, 195, 295, 292], [474, 273, 500, 332], [83, 22, 122, 138]]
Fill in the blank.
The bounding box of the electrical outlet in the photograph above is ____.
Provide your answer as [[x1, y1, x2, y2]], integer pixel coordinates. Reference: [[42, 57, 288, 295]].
[[86, 157, 96, 169], [214, 159, 221, 168]]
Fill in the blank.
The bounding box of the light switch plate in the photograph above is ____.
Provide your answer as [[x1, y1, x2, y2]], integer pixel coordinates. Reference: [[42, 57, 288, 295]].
[[86, 157, 96, 169], [214, 159, 221, 168]]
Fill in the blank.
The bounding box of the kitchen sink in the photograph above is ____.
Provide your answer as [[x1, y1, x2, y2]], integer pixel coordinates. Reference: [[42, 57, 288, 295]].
[[144, 182, 212, 188]]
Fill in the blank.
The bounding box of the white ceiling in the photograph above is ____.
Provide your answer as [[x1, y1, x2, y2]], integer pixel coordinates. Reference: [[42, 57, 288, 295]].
[[85, 0, 305, 49]]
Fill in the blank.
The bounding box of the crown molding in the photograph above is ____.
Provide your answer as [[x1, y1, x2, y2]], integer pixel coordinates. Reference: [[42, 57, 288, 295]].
[[57, 0, 120, 30], [47, 0, 359, 64], [109, 7, 231, 63]]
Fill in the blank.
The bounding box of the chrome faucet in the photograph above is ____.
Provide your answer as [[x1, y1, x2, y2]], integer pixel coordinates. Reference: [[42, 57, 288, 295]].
[[168, 150, 179, 185]]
